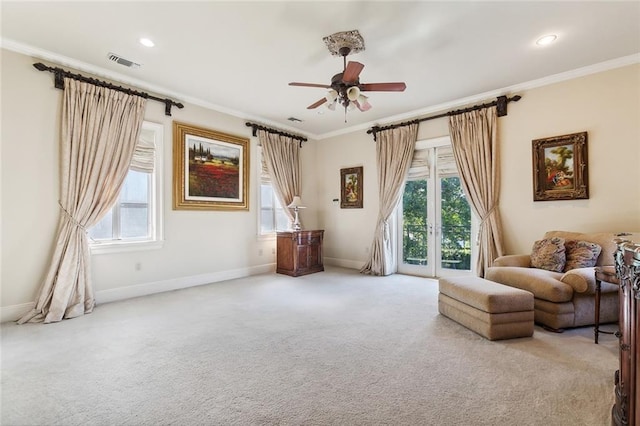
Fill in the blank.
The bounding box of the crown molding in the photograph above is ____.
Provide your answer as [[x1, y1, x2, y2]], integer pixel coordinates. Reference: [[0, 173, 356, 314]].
[[3, 37, 637, 142], [1, 37, 317, 140], [318, 53, 640, 140]]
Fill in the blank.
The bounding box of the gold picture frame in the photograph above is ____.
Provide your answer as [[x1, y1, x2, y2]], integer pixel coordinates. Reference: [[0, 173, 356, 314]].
[[173, 121, 249, 210], [532, 131, 588, 201], [340, 166, 363, 208]]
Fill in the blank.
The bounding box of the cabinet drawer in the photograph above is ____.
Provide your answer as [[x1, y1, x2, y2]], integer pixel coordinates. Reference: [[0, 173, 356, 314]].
[[297, 235, 320, 246]]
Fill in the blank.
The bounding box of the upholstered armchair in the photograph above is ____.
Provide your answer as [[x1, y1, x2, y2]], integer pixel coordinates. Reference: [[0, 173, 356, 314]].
[[485, 231, 624, 331]]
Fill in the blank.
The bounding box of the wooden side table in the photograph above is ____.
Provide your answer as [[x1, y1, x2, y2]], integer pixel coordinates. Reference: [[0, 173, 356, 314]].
[[594, 265, 619, 344], [276, 230, 324, 277]]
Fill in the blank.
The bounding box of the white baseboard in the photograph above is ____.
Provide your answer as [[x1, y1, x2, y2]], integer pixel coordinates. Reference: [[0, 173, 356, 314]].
[[95, 263, 275, 304], [324, 257, 365, 270], [1, 263, 276, 323], [1, 302, 35, 324]]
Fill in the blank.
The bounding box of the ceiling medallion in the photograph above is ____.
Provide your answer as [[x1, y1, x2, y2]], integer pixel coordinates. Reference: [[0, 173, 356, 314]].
[[323, 30, 365, 56]]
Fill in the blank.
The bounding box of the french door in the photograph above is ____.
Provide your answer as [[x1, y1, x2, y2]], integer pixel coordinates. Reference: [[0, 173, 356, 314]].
[[397, 138, 476, 277]]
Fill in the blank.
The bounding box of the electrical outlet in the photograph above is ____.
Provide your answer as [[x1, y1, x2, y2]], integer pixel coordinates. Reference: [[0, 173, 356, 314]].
[[272, 248, 276, 254], [135, 262, 142, 271], [258, 249, 263, 256]]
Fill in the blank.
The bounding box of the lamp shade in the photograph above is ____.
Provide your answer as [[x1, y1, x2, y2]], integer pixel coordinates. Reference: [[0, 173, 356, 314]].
[[287, 196, 306, 209], [347, 86, 361, 101], [325, 90, 338, 103], [356, 94, 372, 111]]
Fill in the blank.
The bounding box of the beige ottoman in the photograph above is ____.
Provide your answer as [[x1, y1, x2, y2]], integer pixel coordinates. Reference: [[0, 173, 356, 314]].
[[438, 276, 534, 341]]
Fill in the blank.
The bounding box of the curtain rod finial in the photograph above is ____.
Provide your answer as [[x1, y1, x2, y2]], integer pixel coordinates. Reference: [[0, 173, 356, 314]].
[[33, 62, 49, 71]]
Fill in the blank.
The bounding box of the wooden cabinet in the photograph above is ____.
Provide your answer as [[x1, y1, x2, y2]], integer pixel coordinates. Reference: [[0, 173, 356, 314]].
[[612, 241, 640, 426], [276, 230, 324, 277]]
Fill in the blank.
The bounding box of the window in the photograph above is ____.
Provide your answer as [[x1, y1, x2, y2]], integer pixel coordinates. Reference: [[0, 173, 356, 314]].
[[89, 121, 163, 253], [258, 147, 289, 236], [260, 184, 289, 234]]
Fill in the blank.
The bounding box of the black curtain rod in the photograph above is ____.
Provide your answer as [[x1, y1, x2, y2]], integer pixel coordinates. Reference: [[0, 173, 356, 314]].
[[245, 122, 308, 148], [367, 95, 521, 140], [33, 62, 184, 116]]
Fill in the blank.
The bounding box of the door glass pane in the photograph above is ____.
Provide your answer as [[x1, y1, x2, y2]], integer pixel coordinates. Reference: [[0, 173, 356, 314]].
[[402, 179, 428, 265], [120, 206, 149, 238], [440, 177, 471, 270]]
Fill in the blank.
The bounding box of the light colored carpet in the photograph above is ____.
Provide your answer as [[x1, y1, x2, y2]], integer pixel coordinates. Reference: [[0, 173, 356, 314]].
[[1, 266, 618, 425]]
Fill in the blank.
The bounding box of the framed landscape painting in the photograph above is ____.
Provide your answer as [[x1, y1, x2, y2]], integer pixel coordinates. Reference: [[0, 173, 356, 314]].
[[173, 122, 249, 210], [532, 131, 588, 201], [340, 166, 363, 208]]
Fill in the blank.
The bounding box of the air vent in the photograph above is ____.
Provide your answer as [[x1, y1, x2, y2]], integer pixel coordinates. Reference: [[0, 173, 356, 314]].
[[107, 53, 141, 68]]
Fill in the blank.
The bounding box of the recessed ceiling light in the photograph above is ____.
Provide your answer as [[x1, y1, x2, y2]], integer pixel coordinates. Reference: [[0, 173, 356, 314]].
[[139, 38, 155, 47], [536, 35, 557, 46]]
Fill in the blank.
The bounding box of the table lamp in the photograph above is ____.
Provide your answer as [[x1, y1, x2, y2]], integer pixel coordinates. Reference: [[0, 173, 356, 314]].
[[287, 196, 306, 231]]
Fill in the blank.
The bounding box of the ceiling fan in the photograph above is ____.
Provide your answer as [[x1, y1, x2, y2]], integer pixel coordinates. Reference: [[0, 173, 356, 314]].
[[288, 30, 406, 115]]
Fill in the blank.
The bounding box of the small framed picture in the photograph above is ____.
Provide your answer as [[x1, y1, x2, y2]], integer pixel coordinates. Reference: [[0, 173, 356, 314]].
[[340, 166, 363, 209], [532, 131, 588, 201]]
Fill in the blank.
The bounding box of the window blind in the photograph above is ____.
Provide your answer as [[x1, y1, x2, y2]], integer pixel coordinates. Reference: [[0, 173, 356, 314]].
[[407, 144, 457, 180], [129, 127, 156, 173]]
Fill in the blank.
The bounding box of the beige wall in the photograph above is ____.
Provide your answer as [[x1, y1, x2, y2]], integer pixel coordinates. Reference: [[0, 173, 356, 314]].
[[498, 64, 640, 254], [317, 63, 640, 265], [2, 46, 639, 320], [0, 48, 320, 318]]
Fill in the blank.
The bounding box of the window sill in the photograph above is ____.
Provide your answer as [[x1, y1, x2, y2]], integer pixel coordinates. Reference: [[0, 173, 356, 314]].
[[90, 240, 164, 255], [257, 233, 277, 241]]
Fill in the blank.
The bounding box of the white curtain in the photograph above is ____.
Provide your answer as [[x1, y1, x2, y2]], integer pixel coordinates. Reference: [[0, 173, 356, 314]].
[[448, 107, 504, 277], [361, 123, 418, 276], [257, 130, 301, 225], [18, 78, 146, 324]]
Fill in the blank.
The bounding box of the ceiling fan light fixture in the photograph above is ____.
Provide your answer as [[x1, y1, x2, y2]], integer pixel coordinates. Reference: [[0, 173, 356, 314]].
[[357, 95, 372, 111], [325, 89, 338, 102], [347, 86, 360, 101], [290, 31, 405, 117]]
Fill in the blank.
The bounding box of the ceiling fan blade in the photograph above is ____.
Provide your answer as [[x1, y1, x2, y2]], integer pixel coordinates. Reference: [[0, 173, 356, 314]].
[[307, 98, 327, 109], [342, 61, 364, 83], [360, 82, 407, 92], [289, 82, 332, 89]]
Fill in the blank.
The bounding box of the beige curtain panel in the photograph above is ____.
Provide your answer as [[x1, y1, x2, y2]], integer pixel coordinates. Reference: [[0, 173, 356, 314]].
[[18, 78, 146, 324], [257, 130, 301, 225], [361, 123, 418, 276], [448, 107, 504, 277]]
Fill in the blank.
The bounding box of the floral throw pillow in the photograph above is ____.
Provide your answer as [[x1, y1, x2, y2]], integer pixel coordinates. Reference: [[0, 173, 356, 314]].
[[564, 240, 602, 271], [531, 237, 566, 272]]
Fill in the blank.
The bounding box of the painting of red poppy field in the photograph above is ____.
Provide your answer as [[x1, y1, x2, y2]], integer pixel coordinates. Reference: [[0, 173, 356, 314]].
[[187, 139, 241, 200], [173, 121, 249, 211]]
